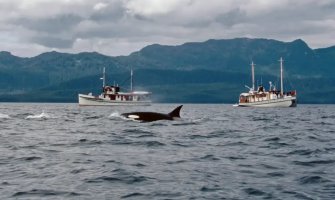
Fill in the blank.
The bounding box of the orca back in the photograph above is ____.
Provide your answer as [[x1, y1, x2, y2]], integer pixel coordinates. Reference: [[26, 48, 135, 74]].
[[121, 105, 183, 122]]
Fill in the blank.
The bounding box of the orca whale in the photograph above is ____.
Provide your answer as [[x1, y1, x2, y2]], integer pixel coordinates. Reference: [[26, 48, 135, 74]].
[[121, 105, 183, 122]]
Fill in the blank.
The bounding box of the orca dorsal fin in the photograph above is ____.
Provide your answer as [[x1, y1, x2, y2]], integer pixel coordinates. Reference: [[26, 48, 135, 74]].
[[168, 105, 183, 118]]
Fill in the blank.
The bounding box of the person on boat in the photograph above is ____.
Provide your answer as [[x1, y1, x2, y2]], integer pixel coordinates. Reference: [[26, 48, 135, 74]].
[[258, 85, 264, 93]]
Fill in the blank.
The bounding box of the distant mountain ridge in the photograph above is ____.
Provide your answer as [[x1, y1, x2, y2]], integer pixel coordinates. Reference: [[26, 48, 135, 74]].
[[0, 38, 334, 103]]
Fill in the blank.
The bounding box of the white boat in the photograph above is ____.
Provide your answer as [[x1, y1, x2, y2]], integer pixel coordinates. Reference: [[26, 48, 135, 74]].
[[78, 68, 151, 106], [236, 58, 297, 107]]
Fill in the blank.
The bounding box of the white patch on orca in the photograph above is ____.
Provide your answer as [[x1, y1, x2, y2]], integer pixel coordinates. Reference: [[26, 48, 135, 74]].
[[127, 114, 140, 119]]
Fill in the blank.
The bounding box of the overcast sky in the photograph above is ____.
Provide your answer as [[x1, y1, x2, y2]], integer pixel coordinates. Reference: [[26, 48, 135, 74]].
[[1, 0, 335, 57]]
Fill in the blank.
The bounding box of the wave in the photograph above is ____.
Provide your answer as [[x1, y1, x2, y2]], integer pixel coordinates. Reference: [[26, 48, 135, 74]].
[[12, 189, 82, 197], [264, 137, 281, 142], [17, 156, 42, 161], [146, 141, 166, 147], [288, 149, 322, 156], [298, 175, 331, 184], [0, 113, 10, 119], [252, 116, 273, 121], [293, 159, 335, 167], [282, 190, 315, 199], [109, 111, 121, 118], [25, 111, 51, 120], [85, 175, 149, 184], [70, 168, 86, 174], [76, 139, 103, 146], [83, 115, 104, 120], [172, 120, 202, 126], [188, 129, 240, 139], [131, 163, 146, 167], [109, 111, 133, 121], [122, 128, 157, 138], [110, 136, 165, 147], [321, 114, 335, 119], [121, 192, 146, 198], [200, 185, 221, 192], [266, 172, 285, 177], [122, 128, 154, 135], [149, 191, 182, 198], [243, 187, 267, 196], [166, 160, 188, 164], [226, 155, 246, 160], [199, 154, 220, 161]]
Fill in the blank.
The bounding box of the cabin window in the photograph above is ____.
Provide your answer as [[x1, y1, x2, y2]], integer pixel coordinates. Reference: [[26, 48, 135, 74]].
[[240, 96, 247, 103]]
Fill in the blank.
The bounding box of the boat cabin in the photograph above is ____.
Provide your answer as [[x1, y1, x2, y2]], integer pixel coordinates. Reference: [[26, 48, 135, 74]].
[[100, 85, 150, 102], [103, 85, 120, 94]]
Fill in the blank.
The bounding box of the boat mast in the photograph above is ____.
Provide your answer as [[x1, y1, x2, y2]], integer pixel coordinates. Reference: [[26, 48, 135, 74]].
[[279, 57, 284, 96], [102, 67, 106, 88], [251, 61, 255, 91], [130, 68, 133, 92]]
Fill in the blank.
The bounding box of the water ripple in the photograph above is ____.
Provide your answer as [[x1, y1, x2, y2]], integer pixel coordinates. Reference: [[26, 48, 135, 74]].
[[293, 160, 335, 167], [86, 175, 149, 184], [0, 103, 334, 199], [121, 192, 146, 199], [298, 175, 331, 185], [12, 189, 82, 197]]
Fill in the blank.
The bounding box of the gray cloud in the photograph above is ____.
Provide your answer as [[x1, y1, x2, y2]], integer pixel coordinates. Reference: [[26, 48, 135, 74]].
[[215, 8, 247, 27], [0, 0, 334, 57], [90, 1, 126, 22], [15, 14, 83, 34], [31, 36, 74, 49]]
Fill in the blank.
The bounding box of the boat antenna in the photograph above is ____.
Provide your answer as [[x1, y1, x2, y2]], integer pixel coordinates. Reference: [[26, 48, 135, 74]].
[[251, 61, 255, 91], [279, 57, 284, 96], [245, 85, 252, 91], [130, 68, 133, 92]]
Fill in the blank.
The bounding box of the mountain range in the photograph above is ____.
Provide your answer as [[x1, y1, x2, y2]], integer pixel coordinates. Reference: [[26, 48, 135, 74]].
[[0, 38, 334, 103]]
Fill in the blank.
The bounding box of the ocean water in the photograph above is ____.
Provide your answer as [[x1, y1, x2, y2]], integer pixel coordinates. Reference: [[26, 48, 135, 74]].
[[0, 103, 334, 200]]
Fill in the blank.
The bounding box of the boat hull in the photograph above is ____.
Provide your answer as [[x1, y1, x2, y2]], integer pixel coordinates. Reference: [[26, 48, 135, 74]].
[[238, 96, 297, 108], [78, 94, 151, 106]]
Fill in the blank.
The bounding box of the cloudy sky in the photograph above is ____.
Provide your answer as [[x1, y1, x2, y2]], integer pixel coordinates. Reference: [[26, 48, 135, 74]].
[[1, 0, 335, 57]]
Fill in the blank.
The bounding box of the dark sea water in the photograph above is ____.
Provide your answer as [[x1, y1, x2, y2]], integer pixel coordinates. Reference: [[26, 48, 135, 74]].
[[0, 103, 334, 200]]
